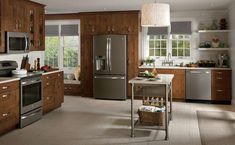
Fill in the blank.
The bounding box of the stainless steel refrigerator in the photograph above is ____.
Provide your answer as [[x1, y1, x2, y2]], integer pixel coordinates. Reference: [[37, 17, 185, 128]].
[[93, 35, 127, 100]]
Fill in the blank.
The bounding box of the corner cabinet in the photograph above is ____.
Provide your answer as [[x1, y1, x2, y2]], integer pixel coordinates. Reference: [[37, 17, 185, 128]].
[[0, 0, 45, 53], [0, 80, 20, 135], [198, 30, 230, 51], [211, 70, 231, 103], [42, 71, 64, 114]]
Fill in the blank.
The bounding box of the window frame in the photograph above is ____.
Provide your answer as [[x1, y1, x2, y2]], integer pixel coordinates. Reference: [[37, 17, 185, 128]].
[[141, 20, 193, 61], [45, 20, 80, 73]]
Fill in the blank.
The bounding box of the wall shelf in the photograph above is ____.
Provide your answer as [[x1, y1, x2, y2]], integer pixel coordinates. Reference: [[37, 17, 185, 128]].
[[198, 30, 229, 33], [198, 48, 229, 51]]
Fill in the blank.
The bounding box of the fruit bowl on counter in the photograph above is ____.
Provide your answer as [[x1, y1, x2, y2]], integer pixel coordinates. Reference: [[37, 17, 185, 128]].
[[138, 70, 157, 78]]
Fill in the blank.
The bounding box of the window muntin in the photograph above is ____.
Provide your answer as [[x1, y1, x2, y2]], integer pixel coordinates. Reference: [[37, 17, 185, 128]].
[[148, 35, 167, 57], [171, 35, 191, 57]]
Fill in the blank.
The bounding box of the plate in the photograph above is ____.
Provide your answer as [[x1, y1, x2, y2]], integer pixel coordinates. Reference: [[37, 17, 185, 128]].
[[135, 77, 144, 80], [147, 78, 156, 81]]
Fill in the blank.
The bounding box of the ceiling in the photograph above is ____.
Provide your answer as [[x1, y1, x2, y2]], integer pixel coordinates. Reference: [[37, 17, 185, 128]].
[[31, 0, 235, 14]]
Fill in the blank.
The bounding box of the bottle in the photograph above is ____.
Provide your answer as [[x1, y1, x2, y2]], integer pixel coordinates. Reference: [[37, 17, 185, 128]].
[[37, 58, 40, 70]]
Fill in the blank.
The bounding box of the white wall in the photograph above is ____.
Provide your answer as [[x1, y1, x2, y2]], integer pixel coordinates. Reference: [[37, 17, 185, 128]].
[[141, 10, 229, 65], [229, 2, 235, 106], [0, 51, 44, 69]]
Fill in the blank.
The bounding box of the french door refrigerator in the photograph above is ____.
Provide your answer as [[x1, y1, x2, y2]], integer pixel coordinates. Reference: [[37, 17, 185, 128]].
[[93, 35, 127, 100]]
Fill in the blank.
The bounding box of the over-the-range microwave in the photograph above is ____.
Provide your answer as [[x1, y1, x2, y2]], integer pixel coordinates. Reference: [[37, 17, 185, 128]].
[[6, 32, 29, 54]]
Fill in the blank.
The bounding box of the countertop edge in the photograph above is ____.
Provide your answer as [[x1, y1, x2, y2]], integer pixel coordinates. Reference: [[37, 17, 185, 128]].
[[139, 65, 232, 70], [42, 70, 63, 75], [0, 78, 20, 84]]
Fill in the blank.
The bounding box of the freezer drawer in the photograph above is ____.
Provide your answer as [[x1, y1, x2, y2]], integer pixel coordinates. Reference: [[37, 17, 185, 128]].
[[93, 76, 126, 100]]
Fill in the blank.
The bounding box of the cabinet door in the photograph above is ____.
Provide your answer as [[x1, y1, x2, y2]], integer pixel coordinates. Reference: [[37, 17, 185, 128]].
[[156, 69, 186, 100], [83, 14, 98, 35], [55, 72, 64, 106]]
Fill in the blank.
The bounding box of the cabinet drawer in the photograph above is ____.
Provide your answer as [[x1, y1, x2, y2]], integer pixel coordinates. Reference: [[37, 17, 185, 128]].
[[212, 88, 231, 101], [0, 90, 18, 108], [212, 70, 231, 77], [0, 81, 19, 93], [0, 107, 19, 135]]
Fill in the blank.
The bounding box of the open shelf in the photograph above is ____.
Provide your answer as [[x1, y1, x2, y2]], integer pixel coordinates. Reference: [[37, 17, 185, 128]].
[[198, 30, 229, 33], [198, 48, 229, 51]]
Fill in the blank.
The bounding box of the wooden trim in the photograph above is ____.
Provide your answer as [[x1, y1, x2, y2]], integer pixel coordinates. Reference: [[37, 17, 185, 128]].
[[45, 13, 80, 20]]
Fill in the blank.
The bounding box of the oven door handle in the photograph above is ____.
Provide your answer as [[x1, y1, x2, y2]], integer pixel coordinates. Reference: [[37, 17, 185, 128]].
[[21, 80, 41, 86]]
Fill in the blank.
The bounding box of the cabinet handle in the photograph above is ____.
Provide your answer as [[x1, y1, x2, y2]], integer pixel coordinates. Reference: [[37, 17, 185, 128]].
[[46, 76, 49, 79], [217, 77, 223, 80], [58, 74, 61, 77], [216, 72, 222, 74], [216, 90, 223, 92], [46, 83, 50, 86], [2, 86, 8, 90], [2, 113, 9, 117], [47, 96, 50, 100], [2, 94, 7, 98]]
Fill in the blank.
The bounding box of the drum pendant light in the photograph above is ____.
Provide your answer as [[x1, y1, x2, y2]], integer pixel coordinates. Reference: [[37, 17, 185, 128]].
[[141, 3, 170, 27]]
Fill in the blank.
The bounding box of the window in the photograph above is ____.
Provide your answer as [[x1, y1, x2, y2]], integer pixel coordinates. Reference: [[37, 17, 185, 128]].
[[44, 20, 80, 71], [143, 21, 192, 59], [171, 35, 191, 57], [149, 35, 167, 57]]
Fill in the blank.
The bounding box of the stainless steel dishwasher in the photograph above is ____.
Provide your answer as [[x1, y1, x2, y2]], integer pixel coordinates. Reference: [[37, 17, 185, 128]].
[[186, 69, 211, 101]]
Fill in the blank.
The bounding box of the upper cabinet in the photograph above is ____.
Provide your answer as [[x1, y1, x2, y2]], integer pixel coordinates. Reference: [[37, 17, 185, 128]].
[[27, 2, 45, 51], [0, 0, 45, 53], [82, 11, 140, 35]]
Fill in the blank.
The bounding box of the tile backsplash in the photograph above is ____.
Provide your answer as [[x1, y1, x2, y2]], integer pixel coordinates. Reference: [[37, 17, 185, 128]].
[[0, 51, 44, 69]]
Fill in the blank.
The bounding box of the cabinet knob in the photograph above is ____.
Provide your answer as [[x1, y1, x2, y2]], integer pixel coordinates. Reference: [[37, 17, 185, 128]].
[[2, 113, 9, 117], [2, 94, 8, 98], [2, 86, 8, 90], [47, 97, 50, 100], [46, 76, 49, 79], [46, 82, 50, 86], [216, 89, 223, 92]]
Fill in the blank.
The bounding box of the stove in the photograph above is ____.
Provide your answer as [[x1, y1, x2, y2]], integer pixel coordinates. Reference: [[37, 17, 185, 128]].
[[0, 61, 43, 128]]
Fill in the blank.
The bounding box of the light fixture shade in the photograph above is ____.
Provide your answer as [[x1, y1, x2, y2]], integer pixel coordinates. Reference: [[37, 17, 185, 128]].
[[141, 3, 170, 27]]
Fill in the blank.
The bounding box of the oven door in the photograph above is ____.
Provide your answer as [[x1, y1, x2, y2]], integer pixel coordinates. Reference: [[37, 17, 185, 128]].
[[21, 77, 42, 114]]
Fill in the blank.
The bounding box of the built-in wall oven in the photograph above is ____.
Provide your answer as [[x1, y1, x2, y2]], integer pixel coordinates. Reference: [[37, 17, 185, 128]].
[[20, 75, 42, 128]]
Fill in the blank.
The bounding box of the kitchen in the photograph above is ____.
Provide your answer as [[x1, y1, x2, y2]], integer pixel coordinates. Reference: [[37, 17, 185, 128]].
[[0, 0, 235, 145]]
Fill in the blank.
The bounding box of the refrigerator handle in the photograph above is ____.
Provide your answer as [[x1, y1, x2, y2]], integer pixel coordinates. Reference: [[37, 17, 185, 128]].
[[106, 38, 109, 71], [108, 38, 112, 71]]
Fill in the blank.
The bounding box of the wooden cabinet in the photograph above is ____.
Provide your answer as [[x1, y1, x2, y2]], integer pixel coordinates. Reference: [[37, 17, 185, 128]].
[[211, 70, 231, 102], [0, 81, 19, 135], [139, 68, 186, 100], [42, 71, 64, 114], [0, 0, 45, 52], [64, 84, 82, 96], [81, 11, 140, 97], [26, 1, 45, 51]]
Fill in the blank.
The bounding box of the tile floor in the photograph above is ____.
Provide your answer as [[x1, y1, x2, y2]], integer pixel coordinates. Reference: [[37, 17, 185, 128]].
[[0, 96, 234, 145]]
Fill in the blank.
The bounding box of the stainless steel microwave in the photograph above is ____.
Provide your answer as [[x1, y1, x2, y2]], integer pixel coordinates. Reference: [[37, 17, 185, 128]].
[[6, 32, 29, 54]]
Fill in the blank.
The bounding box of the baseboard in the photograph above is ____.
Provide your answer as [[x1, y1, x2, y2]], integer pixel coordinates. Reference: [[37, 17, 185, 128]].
[[232, 99, 235, 108]]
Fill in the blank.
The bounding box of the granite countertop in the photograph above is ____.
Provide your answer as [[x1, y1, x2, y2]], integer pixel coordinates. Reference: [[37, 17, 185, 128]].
[[139, 65, 231, 70]]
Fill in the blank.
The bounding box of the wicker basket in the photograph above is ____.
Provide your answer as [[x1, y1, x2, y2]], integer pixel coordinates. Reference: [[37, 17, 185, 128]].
[[137, 110, 164, 126]]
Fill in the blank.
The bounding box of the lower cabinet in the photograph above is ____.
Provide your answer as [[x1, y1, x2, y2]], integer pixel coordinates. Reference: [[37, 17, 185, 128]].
[[64, 84, 82, 96], [42, 71, 64, 114], [0, 80, 19, 135], [211, 70, 231, 102], [139, 68, 186, 100]]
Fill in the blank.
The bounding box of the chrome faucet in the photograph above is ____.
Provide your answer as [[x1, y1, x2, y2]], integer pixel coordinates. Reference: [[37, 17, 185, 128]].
[[162, 53, 173, 66]]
